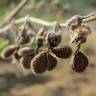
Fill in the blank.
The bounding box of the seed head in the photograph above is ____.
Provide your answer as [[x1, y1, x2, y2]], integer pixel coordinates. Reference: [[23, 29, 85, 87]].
[[47, 53, 58, 71], [1, 44, 19, 59], [51, 45, 72, 59], [71, 51, 88, 73], [35, 27, 45, 48], [46, 32, 61, 48], [18, 47, 36, 56], [20, 54, 35, 69], [31, 51, 47, 74]]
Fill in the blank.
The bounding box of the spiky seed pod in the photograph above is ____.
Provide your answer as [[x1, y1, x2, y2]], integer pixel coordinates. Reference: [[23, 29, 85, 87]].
[[18, 47, 36, 56], [20, 54, 35, 69], [51, 45, 72, 59], [1, 44, 19, 59], [46, 32, 61, 48], [71, 51, 88, 73], [31, 51, 47, 74], [47, 53, 58, 71]]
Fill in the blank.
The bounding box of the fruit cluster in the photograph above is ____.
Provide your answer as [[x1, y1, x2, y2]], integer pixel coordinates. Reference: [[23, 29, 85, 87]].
[[1, 13, 94, 75]]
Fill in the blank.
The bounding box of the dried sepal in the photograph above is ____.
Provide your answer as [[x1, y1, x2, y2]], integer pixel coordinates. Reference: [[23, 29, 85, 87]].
[[71, 51, 89, 73], [36, 36, 44, 48], [18, 35, 31, 44], [65, 15, 83, 31], [51, 45, 72, 59], [18, 24, 32, 45], [31, 51, 47, 74], [35, 27, 45, 48], [1, 44, 19, 59]]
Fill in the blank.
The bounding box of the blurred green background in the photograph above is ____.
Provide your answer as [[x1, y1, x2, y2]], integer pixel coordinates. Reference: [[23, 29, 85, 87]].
[[0, 0, 96, 96], [0, 0, 96, 20]]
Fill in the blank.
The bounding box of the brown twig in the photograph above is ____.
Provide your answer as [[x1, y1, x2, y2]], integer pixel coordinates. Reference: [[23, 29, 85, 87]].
[[0, 12, 96, 34]]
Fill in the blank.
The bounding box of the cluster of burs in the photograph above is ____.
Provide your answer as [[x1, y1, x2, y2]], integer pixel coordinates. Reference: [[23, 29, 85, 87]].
[[1, 14, 94, 75]]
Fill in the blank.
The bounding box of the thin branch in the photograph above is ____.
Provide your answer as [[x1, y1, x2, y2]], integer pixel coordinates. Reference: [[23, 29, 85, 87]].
[[0, 12, 96, 34], [83, 16, 96, 23], [15, 16, 59, 27]]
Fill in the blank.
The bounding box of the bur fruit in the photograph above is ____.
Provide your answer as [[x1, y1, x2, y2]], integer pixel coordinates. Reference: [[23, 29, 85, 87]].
[[71, 51, 88, 73], [51, 45, 72, 59], [31, 51, 48, 74], [1, 44, 19, 59]]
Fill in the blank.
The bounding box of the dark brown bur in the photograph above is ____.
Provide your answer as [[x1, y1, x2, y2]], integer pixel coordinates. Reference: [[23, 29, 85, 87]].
[[71, 51, 88, 73], [31, 51, 48, 74], [20, 54, 35, 69], [1, 44, 19, 59], [18, 47, 36, 56], [46, 32, 61, 48], [51, 45, 72, 59], [47, 53, 58, 71]]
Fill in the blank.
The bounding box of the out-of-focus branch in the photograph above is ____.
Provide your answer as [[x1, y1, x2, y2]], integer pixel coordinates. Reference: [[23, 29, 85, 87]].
[[83, 16, 96, 23], [0, 0, 30, 28], [0, 12, 96, 34]]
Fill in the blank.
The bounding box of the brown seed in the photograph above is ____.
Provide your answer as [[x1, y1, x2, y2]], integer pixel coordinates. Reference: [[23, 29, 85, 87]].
[[18, 47, 36, 56], [47, 53, 58, 71], [71, 51, 88, 73], [51, 45, 72, 58], [31, 51, 47, 74], [20, 54, 35, 69], [46, 32, 61, 48], [1, 44, 19, 59]]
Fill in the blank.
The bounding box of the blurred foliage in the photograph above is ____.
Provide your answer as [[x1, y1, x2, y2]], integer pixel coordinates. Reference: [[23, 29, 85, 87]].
[[0, 0, 20, 6], [0, 0, 96, 19], [83, 0, 96, 7]]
